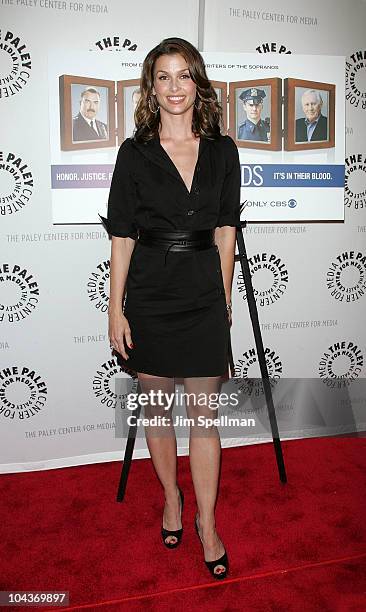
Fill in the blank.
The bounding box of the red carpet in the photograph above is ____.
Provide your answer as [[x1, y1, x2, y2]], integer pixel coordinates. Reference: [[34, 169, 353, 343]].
[[1, 437, 365, 611]]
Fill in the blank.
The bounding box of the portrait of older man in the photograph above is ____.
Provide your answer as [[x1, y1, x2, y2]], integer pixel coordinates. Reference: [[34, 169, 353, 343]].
[[72, 88, 108, 142], [295, 89, 328, 143], [237, 88, 270, 142]]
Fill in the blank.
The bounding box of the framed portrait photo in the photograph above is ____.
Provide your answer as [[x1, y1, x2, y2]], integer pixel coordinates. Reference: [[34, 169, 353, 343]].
[[116, 79, 141, 145], [229, 78, 281, 150], [284, 78, 335, 151], [59, 74, 116, 151], [211, 80, 228, 134]]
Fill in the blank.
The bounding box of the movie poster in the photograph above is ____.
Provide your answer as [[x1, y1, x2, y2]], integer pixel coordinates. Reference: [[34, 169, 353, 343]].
[[48, 51, 344, 224]]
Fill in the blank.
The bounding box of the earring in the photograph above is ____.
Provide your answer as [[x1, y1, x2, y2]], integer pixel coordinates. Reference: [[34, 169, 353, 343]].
[[148, 95, 159, 114], [194, 95, 203, 110]]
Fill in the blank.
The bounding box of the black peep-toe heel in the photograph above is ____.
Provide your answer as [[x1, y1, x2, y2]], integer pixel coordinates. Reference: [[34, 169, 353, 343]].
[[194, 513, 229, 579], [161, 487, 184, 549]]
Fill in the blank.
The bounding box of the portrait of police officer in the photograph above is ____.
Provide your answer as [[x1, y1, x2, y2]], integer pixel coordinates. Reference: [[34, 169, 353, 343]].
[[237, 88, 270, 143], [72, 87, 109, 143]]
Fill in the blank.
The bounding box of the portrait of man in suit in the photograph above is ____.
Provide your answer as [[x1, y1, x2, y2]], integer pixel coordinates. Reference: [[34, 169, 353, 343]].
[[72, 88, 108, 143], [132, 88, 141, 111], [295, 89, 328, 143], [121, 87, 141, 141]]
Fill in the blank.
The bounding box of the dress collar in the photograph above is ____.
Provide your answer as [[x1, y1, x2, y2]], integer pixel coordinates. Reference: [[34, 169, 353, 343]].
[[131, 134, 210, 190]]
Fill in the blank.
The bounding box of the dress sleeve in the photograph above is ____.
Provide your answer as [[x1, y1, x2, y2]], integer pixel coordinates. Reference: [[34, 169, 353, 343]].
[[216, 135, 241, 228], [99, 139, 138, 239]]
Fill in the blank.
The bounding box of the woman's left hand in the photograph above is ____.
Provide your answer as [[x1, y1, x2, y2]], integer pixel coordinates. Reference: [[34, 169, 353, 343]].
[[226, 302, 232, 326]]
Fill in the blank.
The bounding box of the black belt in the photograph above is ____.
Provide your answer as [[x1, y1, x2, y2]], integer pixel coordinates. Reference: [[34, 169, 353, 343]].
[[137, 229, 215, 265]]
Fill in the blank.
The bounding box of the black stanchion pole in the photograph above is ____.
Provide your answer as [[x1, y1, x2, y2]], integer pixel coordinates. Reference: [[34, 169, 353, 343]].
[[236, 220, 287, 483], [116, 381, 141, 502]]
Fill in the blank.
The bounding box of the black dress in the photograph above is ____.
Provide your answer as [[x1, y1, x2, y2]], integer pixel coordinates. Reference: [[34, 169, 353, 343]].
[[103, 134, 241, 377]]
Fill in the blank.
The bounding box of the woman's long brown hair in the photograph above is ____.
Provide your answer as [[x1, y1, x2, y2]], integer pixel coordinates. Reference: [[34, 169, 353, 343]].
[[134, 37, 223, 142]]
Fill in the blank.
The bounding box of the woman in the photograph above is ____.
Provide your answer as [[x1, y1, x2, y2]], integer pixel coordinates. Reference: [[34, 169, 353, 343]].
[[101, 37, 240, 580]]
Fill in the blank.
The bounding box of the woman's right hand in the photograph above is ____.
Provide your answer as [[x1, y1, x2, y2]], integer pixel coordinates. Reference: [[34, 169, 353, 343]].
[[108, 311, 134, 360]]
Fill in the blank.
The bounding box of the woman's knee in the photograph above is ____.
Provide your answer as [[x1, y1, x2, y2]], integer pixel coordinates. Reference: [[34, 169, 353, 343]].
[[137, 372, 175, 413]]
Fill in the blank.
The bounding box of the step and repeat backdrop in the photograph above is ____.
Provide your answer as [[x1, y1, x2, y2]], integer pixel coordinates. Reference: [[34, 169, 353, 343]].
[[1, 0, 365, 472]]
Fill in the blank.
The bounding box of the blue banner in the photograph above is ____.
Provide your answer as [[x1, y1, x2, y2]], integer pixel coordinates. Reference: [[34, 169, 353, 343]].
[[51, 165, 114, 189], [51, 163, 345, 190], [241, 164, 345, 187]]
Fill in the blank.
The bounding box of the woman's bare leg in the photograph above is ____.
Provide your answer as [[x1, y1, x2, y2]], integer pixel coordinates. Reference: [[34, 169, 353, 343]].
[[138, 372, 182, 544], [183, 375, 226, 574]]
